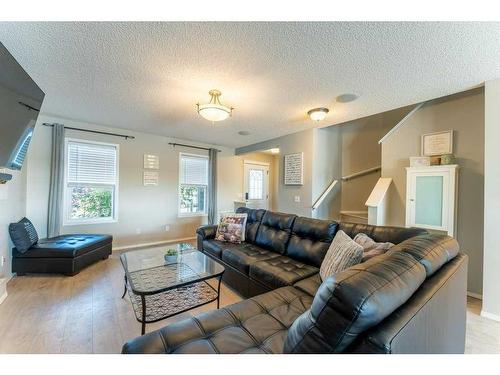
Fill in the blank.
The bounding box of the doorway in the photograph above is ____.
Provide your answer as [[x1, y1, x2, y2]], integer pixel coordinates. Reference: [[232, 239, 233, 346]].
[[243, 161, 270, 210]]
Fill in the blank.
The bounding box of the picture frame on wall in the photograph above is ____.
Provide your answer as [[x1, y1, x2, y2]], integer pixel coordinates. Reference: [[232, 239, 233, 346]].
[[284, 152, 303, 185], [421, 130, 454, 156]]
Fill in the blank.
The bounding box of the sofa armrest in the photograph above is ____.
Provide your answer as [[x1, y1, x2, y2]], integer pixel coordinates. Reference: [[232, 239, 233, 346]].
[[196, 225, 218, 240]]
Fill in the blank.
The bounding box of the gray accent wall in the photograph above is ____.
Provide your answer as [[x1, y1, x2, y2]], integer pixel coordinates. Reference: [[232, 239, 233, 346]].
[[381, 88, 485, 295]]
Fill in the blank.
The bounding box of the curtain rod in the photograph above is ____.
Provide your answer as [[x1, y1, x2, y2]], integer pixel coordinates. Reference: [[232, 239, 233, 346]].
[[168, 142, 221, 152], [42, 123, 135, 140]]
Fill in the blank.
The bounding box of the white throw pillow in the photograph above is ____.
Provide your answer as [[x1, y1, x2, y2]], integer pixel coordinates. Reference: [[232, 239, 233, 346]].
[[320, 230, 364, 281], [354, 233, 394, 262]]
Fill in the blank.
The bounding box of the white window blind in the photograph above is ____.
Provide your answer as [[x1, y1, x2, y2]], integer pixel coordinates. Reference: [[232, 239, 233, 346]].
[[67, 141, 117, 184], [180, 154, 208, 185], [12, 129, 33, 169]]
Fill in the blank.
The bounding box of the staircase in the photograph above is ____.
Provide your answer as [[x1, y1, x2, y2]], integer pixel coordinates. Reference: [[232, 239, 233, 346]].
[[340, 211, 368, 224]]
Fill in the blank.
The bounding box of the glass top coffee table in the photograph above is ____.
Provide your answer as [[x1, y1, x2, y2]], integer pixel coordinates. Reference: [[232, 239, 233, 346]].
[[120, 243, 225, 335]]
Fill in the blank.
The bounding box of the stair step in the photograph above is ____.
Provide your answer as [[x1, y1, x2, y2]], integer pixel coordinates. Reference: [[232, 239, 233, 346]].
[[340, 211, 368, 224]]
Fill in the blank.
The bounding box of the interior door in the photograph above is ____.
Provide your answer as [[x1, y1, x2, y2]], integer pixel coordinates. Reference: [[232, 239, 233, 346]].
[[244, 162, 269, 210]]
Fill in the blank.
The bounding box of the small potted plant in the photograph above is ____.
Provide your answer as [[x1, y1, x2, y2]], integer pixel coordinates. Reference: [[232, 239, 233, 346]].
[[164, 248, 179, 264]]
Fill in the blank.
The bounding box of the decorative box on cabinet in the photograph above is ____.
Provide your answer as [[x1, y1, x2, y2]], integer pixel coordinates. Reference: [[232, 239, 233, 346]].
[[405, 165, 458, 236]]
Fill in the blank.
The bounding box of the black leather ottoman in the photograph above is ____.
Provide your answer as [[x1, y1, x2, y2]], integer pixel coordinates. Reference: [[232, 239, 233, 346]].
[[12, 234, 112, 276]]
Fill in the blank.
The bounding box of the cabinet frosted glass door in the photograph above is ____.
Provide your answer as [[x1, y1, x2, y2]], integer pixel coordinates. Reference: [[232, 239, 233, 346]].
[[414, 175, 444, 227], [406, 165, 457, 236]]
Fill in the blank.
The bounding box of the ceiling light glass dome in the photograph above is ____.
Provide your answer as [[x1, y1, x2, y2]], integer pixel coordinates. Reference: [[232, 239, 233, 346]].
[[197, 89, 233, 122]]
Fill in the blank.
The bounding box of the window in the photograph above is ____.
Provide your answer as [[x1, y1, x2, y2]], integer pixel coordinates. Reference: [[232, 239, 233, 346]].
[[179, 153, 208, 216], [64, 139, 118, 225], [10, 128, 33, 170], [248, 169, 264, 199]]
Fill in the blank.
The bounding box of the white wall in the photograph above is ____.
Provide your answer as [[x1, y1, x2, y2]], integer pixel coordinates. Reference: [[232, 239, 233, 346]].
[[0, 169, 27, 279], [312, 127, 342, 220], [26, 114, 250, 249], [483, 79, 500, 319]]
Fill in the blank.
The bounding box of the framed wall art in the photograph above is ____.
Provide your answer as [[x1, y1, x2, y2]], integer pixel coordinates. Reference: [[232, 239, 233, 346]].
[[421, 130, 454, 156], [284, 152, 303, 185]]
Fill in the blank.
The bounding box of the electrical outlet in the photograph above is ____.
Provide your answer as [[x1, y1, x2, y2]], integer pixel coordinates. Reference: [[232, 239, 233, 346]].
[[0, 256, 5, 267], [294, 196, 301, 203], [135, 228, 142, 234], [165, 225, 170, 232]]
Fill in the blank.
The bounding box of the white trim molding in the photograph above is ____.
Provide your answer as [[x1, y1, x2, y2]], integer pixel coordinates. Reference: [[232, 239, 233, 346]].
[[0, 277, 8, 305], [481, 310, 500, 322], [378, 102, 425, 144], [467, 291, 483, 300], [112, 236, 197, 252]]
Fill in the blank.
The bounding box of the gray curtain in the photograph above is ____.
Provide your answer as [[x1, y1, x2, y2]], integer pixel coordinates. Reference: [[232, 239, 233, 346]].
[[47, 123, 65, 237], [207, 148, 218, 225]]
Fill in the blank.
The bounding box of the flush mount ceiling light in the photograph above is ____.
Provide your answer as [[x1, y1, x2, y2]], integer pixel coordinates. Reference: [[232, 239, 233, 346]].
[[307, 107, 329, 121], [197, 89, 233, 123]]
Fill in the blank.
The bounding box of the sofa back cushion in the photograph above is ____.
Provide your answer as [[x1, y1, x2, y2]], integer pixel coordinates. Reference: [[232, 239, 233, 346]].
[[286, 217, 338, 267], [235, 207, 266, 243], [255, 211, 296, 254], [283, 233, 458, 353], [388, 234, 459, 278], [339, 222, 428, 244]]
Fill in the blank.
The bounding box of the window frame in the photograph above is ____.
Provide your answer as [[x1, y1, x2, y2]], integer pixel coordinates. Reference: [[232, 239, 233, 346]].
[[63, 138, 120, 226], [178, 152, 209, 218]]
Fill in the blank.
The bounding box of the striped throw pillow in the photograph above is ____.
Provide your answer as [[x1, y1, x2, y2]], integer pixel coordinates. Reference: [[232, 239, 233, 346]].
[[320, 230, 363, 281]]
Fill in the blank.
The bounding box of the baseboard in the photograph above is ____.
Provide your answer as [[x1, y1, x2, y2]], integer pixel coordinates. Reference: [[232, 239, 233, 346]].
[[0, 276, 10, 305], [480, 310, 500, 322], [112, 236, 197, 251], [467, 291, 483, 300]]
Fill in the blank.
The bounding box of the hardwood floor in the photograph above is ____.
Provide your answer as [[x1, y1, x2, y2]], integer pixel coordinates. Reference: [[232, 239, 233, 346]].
[[0, 249, 241, 354], [0, 249, 499, 353]]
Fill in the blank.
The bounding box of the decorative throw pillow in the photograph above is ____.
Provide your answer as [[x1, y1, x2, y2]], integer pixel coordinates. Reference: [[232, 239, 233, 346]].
[[354, 233, 394, 262], [8, 217, 39, 253], [320, 230, 363, 281], [215, 213, 248, 244]]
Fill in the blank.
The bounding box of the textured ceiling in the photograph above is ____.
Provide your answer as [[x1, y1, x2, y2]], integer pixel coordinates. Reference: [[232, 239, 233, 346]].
[[1, 22, 499, 148]]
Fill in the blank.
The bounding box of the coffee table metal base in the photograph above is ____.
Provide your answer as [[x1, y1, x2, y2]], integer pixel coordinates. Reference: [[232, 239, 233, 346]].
[[122, 275, 222, 335]]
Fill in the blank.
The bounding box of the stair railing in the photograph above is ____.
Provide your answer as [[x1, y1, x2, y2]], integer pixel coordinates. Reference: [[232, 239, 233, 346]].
[[341, 166, 381, 181], [312, 179, 338, 210]]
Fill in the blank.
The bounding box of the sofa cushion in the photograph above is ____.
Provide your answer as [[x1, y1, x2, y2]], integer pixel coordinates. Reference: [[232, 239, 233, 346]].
[[12, 234, 112, 258], [203, 239, 224, 258], [284, 250, 427, 353], [122, 286, 313, 354], [236, 207, 266, 243], [255, 211, 296, 254], [222, 243, 281, 274], [388, 234, 459, 278], [249, 256, 318, 289], [9, 217, 39, 253], [286, 217, 338, 267], [339, 222, 428, 244], [293, 274, 322, 297]]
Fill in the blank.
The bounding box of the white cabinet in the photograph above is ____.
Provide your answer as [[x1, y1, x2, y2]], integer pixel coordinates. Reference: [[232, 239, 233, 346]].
[[405, 165, 458, 236]]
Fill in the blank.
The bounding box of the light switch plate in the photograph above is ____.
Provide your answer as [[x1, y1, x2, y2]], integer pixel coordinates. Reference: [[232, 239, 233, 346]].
[[294, 195, 300, 203]]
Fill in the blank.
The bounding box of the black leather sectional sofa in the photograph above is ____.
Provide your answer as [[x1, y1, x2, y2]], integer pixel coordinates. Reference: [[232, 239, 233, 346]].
[[122, 208, 468, 354]]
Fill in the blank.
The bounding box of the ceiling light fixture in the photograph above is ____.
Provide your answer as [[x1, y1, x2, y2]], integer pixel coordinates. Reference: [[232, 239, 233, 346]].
[[307, 107, 329, 121], [197, 89, 233, 123], [269, 148, 280, 154]]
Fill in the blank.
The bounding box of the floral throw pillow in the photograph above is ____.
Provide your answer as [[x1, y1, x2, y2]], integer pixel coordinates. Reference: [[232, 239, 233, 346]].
[[215, 213, 248, 244]]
